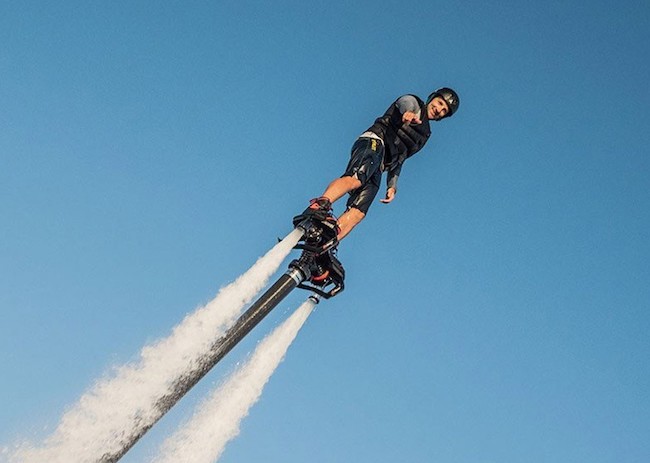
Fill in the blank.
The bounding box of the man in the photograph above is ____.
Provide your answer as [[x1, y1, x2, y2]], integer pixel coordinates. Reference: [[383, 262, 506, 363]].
[[293, 87, 459, 241]]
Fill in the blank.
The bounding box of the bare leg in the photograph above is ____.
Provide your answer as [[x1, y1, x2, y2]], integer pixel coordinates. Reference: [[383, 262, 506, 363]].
[[337, 207, 365, 240], [322, 176, 362, 203], [319, 176, 366, 240], [301, 176, 365, 240]]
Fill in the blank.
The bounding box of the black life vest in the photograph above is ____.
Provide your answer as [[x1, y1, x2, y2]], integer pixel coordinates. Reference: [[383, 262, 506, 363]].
[[367, 95, 431, 170]]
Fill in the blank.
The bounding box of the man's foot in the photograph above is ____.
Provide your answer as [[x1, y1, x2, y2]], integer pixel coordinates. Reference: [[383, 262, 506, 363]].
[[292, 197, 334, 228]]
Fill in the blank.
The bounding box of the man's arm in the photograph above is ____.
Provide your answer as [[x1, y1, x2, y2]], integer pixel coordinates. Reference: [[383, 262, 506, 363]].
[[380, 186, 397, 204], [381, 165, 402, 204], [396, 95, 422, 124], [386, 163, 402, 190], [381, 95, 419, 204]]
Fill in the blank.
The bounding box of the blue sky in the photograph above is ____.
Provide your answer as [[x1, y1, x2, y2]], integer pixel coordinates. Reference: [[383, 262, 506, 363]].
[[1, 1, 649, 462]]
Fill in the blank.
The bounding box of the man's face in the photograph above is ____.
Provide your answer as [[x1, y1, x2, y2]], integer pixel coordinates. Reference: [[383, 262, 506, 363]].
[[427, 96, 449, 120]]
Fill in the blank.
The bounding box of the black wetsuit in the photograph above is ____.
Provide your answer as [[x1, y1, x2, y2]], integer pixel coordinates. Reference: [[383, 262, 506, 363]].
[[343, 95, 432, 214]]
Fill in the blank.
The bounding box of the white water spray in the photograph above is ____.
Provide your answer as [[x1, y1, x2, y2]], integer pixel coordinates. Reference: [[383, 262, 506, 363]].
[[152, 299, 315, 463], [9, 229, 302, 463]]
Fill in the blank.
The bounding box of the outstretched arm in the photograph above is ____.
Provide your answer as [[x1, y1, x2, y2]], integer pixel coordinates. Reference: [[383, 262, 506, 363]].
[[396, 95, 422, 125]]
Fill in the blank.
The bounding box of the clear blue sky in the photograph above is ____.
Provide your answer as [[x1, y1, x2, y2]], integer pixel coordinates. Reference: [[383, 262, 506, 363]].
[[1, 1, 649, 462]]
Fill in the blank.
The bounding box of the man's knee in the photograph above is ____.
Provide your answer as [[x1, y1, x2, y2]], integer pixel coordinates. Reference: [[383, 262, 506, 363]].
[[340, 207, 366, 229], [341, 175, 362, 191], [345, 206, 366, 223], [337, 206, 366, 240]]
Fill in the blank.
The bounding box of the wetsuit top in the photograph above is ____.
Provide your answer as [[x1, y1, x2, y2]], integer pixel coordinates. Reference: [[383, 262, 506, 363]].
[[360, 95, 431, 190]]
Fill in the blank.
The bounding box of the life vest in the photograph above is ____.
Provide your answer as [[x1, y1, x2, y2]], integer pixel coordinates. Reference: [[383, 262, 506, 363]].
[[366, 95, 431, 170]]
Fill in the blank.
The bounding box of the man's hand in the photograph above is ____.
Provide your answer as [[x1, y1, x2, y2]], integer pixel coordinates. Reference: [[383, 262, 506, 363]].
[[402, 111, 422, 124], [380, 187, 396, 204]]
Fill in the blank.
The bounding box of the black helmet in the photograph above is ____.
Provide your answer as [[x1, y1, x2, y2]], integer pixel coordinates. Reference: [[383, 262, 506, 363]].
[[426, 87, 459, 117]]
